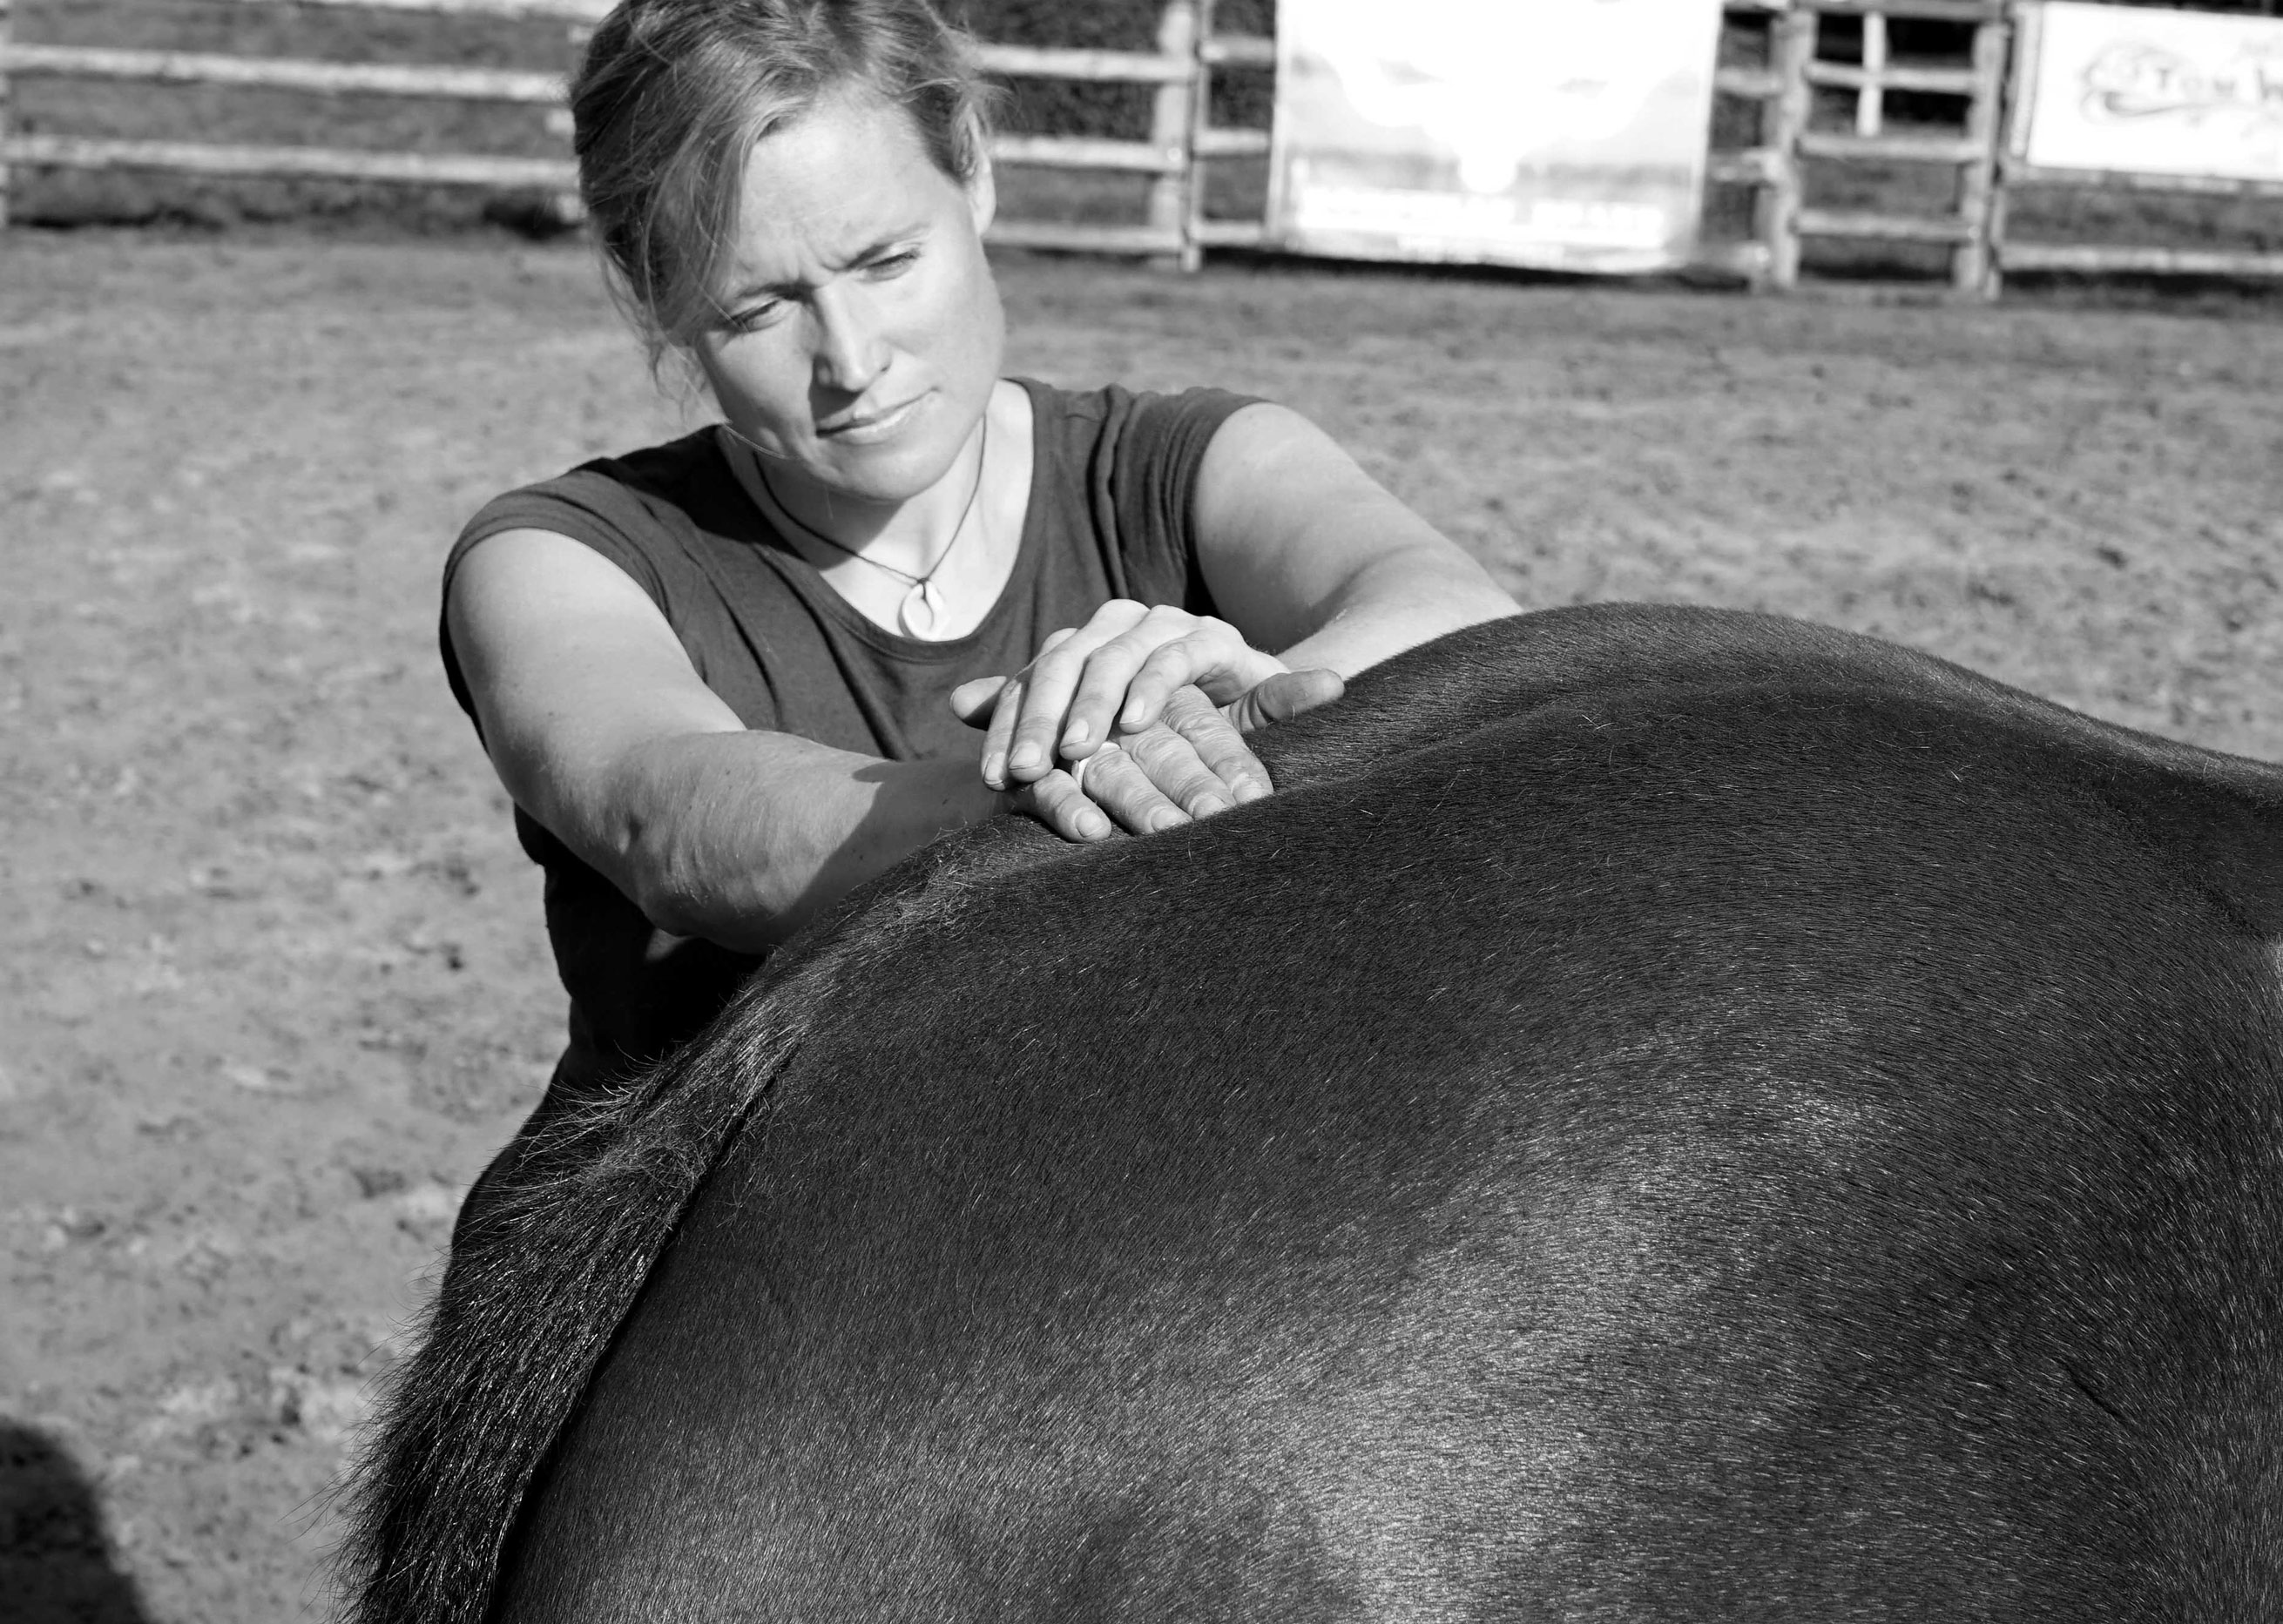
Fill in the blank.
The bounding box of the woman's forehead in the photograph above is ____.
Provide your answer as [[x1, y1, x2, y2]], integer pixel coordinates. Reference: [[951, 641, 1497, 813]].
[[722, 91, 963, 280]]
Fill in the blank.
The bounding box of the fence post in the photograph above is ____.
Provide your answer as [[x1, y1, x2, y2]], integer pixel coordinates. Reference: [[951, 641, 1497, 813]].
[[1148, 0, 1199, 272], [551, 22, 587, 226], [1760, 0, 1815, 291], [1180, 0, 1218, 273], [1953, 8, 2009, 299], [1856, 9, 1888, 135], [1, 0, 13, 229]]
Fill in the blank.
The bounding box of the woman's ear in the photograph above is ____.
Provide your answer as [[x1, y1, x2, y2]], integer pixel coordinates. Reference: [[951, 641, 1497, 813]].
[[963, 118, 997, 236], [668, 343, 714, 412]]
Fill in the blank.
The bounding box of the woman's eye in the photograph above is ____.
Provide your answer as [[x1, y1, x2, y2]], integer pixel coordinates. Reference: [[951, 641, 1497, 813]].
[[728, 300, 785, 334]]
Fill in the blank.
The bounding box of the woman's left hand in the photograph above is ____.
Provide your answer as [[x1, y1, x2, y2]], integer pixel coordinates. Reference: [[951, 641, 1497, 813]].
[[963, 674, 1342, 841], [949, 600, 1296, 791], [992, 685, 1264, 839]]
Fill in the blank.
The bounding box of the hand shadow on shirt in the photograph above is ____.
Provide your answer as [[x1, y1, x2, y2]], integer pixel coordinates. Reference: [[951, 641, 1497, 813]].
[[0, 1418, 157, 1624]]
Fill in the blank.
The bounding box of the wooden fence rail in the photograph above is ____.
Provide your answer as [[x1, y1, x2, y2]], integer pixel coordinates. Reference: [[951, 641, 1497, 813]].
[[0, 0, 1260, 265], [3, 43, 565, 103], [1985, 1, 2283, 293], [220, 0, 611, 18], [3, 0, 2281, 295]]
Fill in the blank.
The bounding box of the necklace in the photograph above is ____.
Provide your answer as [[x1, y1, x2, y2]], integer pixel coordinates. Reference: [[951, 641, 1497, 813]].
[[740, 415, 990, 639]]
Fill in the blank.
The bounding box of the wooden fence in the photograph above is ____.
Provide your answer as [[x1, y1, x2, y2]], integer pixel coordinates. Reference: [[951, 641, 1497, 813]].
[[3, 0, 2280, 295], [1710, 0, 2013, 293], [1986, 0, 2283, 289], [0, 0, 1267, 268], [1739, 0, 2283, 294]]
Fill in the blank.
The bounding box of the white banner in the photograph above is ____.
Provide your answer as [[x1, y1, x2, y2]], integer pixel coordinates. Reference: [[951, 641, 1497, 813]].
[[2014, 2, 2283, 184], [1267, 0, 1724, 274]]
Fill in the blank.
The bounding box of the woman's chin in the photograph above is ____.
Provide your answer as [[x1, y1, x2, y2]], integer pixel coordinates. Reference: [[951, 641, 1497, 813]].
[[803, 453, 942, 509], [811, 426, 976, 508]]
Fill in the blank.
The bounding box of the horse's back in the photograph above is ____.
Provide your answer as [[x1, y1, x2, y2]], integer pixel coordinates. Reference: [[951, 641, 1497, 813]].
[[496, 612, 2283, 1622]]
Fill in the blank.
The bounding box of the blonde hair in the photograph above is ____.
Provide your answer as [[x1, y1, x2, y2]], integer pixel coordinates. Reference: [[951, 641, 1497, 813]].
[[570, 0, 998, 363]]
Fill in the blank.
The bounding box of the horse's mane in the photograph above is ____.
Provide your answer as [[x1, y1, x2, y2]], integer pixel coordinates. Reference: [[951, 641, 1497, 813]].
[[334, 606, 2283, 1624]]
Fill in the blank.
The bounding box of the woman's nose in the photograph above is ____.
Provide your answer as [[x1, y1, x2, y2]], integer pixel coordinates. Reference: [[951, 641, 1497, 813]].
[[809, 286, 889, 394]]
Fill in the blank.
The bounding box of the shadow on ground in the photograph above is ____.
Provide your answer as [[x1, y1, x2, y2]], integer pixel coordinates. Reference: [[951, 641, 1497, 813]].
[[1, 1419, 155, 1624]]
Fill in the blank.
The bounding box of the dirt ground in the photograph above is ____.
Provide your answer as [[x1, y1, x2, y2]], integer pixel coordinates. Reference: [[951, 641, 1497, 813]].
[[2, 231, 2280, 1622]]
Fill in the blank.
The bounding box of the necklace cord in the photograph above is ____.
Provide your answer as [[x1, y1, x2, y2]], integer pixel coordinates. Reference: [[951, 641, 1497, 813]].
[[739, 413, 990, 598]]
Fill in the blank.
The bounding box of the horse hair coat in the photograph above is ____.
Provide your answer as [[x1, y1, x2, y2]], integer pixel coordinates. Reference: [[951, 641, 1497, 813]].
[[341, 605, 2283, 1622]]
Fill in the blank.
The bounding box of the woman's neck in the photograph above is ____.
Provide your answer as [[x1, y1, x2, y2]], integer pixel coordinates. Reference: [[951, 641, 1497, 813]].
[[722, 381, 1032, 641], [740, 426, 982, 577]]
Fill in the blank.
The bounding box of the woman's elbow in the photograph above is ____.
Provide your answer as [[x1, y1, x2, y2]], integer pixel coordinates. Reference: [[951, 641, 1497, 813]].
[[617, 825, 789, 950], [625, 871, 716, 942]]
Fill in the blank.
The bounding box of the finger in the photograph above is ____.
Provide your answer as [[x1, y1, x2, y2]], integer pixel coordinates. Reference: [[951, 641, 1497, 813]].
[[949, 674, 1007, 726], [1121, 633, 1289, 732], [1058, 637, 1154, 759], [983, 625, 1087, 775], [1110, 638, 1204, 738], [1015, 770, 1116, 844], [1005, 606, 1147, 780], [1116, 717, 1246, 824], [1158, 685, 1272, 805], [1225, 667, 1346, 733], [1077, 739, 1193, 836], [1072, 602, 1233, 748], [979, 673, 1029, 789]]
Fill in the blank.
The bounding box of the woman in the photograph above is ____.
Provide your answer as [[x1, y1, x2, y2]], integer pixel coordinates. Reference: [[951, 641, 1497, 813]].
[[443, 0, 1521, 1140]]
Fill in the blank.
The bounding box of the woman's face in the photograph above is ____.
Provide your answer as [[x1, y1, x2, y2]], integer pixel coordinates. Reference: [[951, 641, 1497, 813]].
[[692, 87, 1003, 512]]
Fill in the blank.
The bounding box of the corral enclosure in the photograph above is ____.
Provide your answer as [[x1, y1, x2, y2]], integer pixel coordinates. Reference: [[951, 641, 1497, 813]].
[[5, 3, 2283, 1623], [0, 0, 1274, 237], [7, 226, 2283, 1624], [9, 0, 2283, 286]]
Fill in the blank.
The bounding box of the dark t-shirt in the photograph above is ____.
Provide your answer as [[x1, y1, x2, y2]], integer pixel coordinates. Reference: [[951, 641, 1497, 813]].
[[442, 377, 1259, 1089]]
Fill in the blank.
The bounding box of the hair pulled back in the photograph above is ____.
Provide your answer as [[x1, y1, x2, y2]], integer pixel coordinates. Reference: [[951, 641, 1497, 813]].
[[571, 0, 996, 362]]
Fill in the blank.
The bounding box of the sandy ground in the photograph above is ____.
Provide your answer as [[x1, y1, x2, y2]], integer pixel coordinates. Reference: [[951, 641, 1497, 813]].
[[3, 231, 2280, 1622]]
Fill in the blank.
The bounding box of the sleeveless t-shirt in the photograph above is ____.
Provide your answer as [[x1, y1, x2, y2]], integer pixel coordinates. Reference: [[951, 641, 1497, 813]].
[[441, 377, 1260, 1093]]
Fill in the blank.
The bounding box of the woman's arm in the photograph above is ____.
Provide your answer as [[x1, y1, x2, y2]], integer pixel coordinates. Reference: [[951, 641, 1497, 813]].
[[1192, 402, 1520, 674], [449, 529, 1004, 954], [962, 403, 1520, 787]]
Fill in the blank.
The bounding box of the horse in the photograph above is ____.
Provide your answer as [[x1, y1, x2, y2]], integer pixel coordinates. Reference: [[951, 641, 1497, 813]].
[[342, 604, 2283, 1623]]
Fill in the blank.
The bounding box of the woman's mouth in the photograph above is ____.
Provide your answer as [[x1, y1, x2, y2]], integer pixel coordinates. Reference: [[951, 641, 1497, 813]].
[[819, 394, 925, 443]]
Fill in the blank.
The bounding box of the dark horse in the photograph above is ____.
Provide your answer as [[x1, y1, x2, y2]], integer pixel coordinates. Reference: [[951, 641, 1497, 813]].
[[343, 606, 2283, 1623]]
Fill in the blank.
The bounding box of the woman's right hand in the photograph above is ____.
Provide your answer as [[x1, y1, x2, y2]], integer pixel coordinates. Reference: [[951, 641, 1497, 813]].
[[968, 671, 1343, 845], [954, 601, 1293, 788]]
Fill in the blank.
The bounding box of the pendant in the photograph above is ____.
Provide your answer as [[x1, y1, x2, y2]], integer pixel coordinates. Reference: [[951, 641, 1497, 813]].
[[899, 578, 945, 638]]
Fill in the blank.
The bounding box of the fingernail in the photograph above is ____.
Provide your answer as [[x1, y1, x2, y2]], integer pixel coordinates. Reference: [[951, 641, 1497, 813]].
[[1121, 704, 1145, 729], [1149, 807, 1189, 833], [1193, 795, 1232, 819], [1079, 812, 1112, 840], [1233, 778, 1270, 803], [1010, 744, 1043, 773], [983, 752, 1006, 787], [1063, 721, 1091, 750]]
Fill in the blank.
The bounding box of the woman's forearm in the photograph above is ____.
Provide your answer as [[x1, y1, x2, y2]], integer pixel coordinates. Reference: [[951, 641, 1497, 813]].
[[598, 731, 1005, 953], [1189, 404, 1521, 681], [1272, 551, 1520, 679]]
